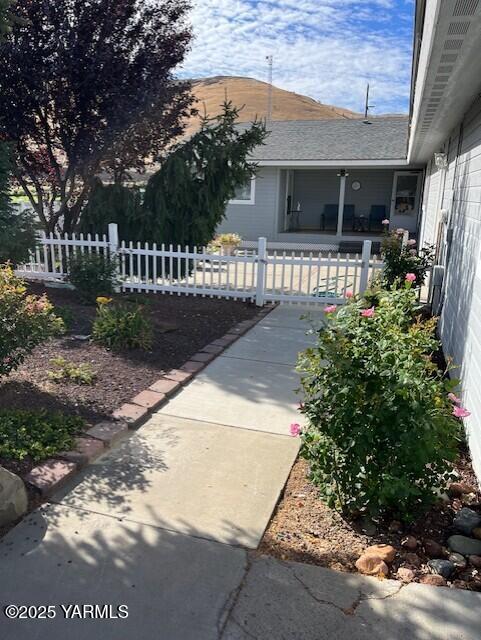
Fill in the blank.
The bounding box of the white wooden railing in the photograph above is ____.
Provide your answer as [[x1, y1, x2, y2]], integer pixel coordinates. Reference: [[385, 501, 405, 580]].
[[16, 224, 383, 306]]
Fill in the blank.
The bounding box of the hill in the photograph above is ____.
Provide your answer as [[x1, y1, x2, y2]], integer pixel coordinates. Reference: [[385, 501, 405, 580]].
[[186, 76, 360, 134]]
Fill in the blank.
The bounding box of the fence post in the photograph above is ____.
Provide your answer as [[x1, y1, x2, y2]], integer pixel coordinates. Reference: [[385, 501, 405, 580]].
[[255, 237, 267, 307], [108, 223, 121, 292], [359, 240, 372, 294]]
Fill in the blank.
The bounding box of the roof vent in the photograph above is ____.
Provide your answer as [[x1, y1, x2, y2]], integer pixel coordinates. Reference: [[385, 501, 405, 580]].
[[453, 0, 479, 16], [444, 39, 463, 49], [447, 21, 470, 34], [440, 53, 458, 62]]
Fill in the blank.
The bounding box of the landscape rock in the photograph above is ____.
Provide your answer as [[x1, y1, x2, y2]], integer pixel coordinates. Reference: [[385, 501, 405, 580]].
[[423, 539, 444, 558], [388, 520, 402, 533], [0, 466, 28, 527], [404, 552, 422, 568], [363, 544, 396, 563], [397, 567, 415, 583], [419, 574, 447, 587], [427, 559, 455, 579], [472, 527, 481, 540], [448, 535, 481, 557], [452, 580, 470, 590], [449, 482, 476, 498], [355, 554, 389, 576], [453, 507, 481, 536], [468, 555, 481, 569], [401, 535, 418, 551], [359, 517, 377, 536], [448, 552, 467, 570]]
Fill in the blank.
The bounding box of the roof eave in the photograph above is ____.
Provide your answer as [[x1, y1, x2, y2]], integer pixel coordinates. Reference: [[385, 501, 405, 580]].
[[255, 159, 411, 168]]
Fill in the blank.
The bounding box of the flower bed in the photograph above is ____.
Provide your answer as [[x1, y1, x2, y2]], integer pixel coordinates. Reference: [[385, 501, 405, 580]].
[[261, 276, 481, 591], [0, 281, 259, 480]]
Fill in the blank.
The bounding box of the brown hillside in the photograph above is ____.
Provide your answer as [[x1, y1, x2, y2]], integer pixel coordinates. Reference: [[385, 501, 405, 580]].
[[186, 76, 360, 134]]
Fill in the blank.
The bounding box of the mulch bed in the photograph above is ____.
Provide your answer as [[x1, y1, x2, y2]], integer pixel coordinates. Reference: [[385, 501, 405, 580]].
[[259, 449, 481, 591], [0, 282, 257, 481]]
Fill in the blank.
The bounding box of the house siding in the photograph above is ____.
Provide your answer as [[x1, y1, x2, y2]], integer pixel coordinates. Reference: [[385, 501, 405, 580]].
[[221, 167, 422, 241], [419, 96, 481, 481], [219, 168, 279, 240]]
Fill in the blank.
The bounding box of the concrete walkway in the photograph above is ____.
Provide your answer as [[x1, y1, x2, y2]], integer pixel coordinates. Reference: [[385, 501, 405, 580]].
[[1, 305, 481, 639]]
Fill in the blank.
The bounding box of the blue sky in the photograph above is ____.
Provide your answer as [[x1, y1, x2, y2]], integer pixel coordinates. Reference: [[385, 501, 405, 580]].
[[180, 0, 415, 114]]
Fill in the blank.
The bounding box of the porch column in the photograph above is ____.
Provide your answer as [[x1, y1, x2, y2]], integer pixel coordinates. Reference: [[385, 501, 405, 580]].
[[336, 169, 348, 237]]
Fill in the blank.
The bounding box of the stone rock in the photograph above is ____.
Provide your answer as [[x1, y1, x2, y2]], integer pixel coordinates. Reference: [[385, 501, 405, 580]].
[[448, 552, 467, 570], [424, 539, 444, 558], [364, 544, 396, 563], [420, 574, 447, 587], [388, 520, 402, 533], [397, 567, 415, 583], [0, 466, 28, 527], [404, 552, 422, 568], [452, 580, 470, 590], [469, 555, 481, 569], [355, 554, 389, 576], [401, 535, 418, 551], [427, 559, 455, 579], [72, 334, 90, 342], [453, 507, 481, 536], [449, 482, 476, 498], [359, 517, 377, 536], [472, 527, 481, 540], [448, 535, 481, 557]]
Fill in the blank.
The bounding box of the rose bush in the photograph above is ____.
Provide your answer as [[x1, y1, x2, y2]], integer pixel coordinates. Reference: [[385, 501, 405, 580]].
[[298, 282, 461, 521], [381, 229, 434, 287], [0, 265, 64, 377]]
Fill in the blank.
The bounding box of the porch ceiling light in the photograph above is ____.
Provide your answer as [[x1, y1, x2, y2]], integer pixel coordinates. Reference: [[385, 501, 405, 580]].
[[434, 152, 448, 169]]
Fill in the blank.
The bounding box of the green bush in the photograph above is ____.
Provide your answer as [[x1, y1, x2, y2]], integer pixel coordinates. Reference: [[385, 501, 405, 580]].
[[48, 357, 97, 385], [67, 253, 118, 303], [298, 284, 461, 521], [0, 409, 84, 461], [0, 265, 64, 377], [381, 229, 434, 287], [92, 297, 152, 350]]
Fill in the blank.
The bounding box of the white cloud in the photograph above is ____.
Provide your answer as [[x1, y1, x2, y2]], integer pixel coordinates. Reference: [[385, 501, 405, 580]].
[[179, 0, 413, 113]]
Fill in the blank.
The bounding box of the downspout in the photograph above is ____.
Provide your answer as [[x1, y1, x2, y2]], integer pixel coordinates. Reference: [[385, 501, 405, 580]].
[[436, 122, 464, 315]]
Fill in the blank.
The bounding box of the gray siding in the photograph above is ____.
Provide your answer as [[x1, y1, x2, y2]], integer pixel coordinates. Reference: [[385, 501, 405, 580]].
[[219, 168, 279, 241], [420, 96, 481, 482]]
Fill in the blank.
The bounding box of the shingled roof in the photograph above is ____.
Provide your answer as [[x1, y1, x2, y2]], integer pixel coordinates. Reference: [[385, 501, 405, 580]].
[[245, 117, 409, 162]]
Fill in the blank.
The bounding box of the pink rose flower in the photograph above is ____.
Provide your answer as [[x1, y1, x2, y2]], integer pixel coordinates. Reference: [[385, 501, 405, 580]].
[[396, 228, 405, 235], [290, 423, 301, 437], [381, 219, 390, 226], [345, 291, 354, 299], [407, 239, 416, 247], [324, 305, 337, 314], [405, 273, 416, 282], [452, 406, 471, 419], [360, 307, 375, 318], [448, 393, 461, 405]]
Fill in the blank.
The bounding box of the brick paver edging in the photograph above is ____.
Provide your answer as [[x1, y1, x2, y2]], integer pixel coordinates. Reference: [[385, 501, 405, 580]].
[[24, 304, 277, 496]]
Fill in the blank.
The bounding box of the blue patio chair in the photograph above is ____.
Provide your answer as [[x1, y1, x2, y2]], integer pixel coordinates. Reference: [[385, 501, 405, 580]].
[[342, 204, 356, 232], [320, 204, 338, 231], [369, 205, 387, 232]]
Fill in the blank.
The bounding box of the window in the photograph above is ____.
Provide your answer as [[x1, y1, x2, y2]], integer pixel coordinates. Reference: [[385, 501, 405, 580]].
[[229, 178, 256, 205]]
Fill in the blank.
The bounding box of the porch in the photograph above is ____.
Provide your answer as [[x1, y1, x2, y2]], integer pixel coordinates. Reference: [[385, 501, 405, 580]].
[[277, 168, 422, 245]]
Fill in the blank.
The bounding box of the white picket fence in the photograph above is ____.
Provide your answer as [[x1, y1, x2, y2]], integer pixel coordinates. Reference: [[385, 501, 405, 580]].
[[16, 223, 383, 306]]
